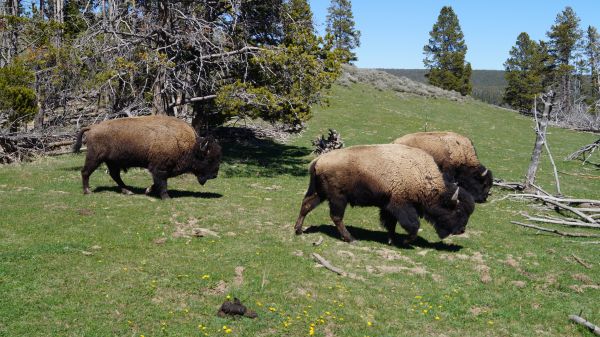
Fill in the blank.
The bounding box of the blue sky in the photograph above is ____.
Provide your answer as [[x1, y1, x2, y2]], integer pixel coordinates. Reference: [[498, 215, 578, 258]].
[[309, 0, 600, 70]]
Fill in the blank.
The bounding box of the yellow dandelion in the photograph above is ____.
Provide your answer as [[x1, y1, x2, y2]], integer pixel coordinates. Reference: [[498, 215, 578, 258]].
[[226, 295, 231, 300], [225, 328, 232, 334], [202, 274, 210, 279], [423, 310, 428, 314], [488, 320, 494, 325], [415, 295, 422, 299], [268, 307, 277, 312], [256, 301, 263, 307], [435, 316, 441, 320], [367, 321, 373, 327]]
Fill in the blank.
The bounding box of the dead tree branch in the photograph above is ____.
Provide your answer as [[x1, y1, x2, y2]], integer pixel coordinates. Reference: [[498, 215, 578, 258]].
[[312, 253, 347, 276], [511, 221, 600, 238], [569, 315, 600, 336]]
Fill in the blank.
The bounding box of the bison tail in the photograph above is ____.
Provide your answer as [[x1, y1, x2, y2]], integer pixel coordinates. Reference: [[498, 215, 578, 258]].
[[304, 158, 319, 196], [72, 127, 91, 153]]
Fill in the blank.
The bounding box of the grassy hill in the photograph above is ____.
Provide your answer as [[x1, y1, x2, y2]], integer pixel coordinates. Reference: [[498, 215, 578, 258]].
[[1, 83, 599, 337], [381, 68, 507, 106]]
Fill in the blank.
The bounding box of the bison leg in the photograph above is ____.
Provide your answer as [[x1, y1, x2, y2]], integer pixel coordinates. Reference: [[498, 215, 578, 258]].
[[379, 209, 398, 245], [106, 162, 133, 195], [388, 204, 420, 245], [294, 193, 322, 235], [81, 154, 101, 195], [329, 199, 354, 242], [150, 171, 170, 199]]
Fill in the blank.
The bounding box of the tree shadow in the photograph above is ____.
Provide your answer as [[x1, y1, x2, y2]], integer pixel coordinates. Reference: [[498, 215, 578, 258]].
[[92, 186, 222, 199], [303, 224, 463, 252], [216, 128, 312, 178]]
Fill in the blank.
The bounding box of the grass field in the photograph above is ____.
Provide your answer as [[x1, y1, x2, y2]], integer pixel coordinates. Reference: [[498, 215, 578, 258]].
[[1, 83, 599, 337]]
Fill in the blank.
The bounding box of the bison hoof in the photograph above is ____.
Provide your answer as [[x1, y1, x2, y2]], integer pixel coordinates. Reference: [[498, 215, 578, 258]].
[[83, 188, 91, 195], [342, 236, 355, 243], [295, 228, 303, 235], [121, 188, 133, 195], [160, 194, 171, 200]]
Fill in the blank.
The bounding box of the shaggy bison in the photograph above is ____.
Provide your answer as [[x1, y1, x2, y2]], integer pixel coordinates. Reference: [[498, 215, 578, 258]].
[[294, 144, 475, 244], [393, 131, 492, 203], [73, 115, 221, 199]]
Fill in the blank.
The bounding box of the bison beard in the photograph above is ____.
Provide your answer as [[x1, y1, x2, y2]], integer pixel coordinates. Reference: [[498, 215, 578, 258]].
[[73, 116, 222, 199], [294, 144, 475, 244]]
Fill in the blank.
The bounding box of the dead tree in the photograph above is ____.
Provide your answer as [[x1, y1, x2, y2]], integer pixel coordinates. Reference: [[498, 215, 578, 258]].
[[524, 91, 562, 195]]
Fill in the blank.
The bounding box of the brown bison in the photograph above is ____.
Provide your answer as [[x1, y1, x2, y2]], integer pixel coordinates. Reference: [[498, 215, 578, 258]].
[[294, 144, 475, 244], [393, 131, 492, 203], [73, 115, 222, 199]]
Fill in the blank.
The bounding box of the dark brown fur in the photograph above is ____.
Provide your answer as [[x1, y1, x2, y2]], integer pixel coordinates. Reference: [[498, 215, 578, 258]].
[[73, 116, 221, 199], [393, 131, 493, 203], [294, 144, 475, 244]]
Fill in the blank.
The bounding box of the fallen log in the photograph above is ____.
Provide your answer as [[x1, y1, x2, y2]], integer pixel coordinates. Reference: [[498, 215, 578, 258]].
[[511, 221, 600, 238], [569, 314, 600, 336]]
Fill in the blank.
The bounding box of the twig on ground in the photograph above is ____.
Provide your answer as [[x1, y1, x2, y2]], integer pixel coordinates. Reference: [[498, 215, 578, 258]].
[[511, 221, 600, 238], [312, 253, 346, 276], [569, 314, 600, 336], [572, 254, 593, 269]]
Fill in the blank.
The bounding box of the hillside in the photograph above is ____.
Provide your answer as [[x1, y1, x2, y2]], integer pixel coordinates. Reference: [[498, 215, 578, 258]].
[[380, 68, 507, 105], [1, 81, 599, 336]]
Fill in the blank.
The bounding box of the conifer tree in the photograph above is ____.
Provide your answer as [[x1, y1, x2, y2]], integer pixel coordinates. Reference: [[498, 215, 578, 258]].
[[503, 32, 552, 112], [547, 6, 582, 113], [584, 26, 600, 108], [325, 0, 360, 63], [423, 6, 471, 95]]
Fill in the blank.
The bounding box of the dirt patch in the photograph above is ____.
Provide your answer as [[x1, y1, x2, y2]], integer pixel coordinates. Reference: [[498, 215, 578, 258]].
[[503, 255, 520, 269], [569, 284, 600, 293], [475, 264, 492, 284], [337, 250, 355, 260], [154, 237, 167, 245], [171, 215, 219, 239], [292, 250, 303, 257], [511, 280, 527, 288], [469, 306, 489, 317], [78, 208, 94, 216], [203, 280, 228, 296], [234, 266, 244, 286], [367, 264, 427, 276], [376, 248, 414, 263], [572, 273, 593, 284]]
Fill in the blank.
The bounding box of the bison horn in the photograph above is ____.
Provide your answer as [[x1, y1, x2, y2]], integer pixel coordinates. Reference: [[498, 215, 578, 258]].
[[452, 187, 460, 202], [481, 169, 489, 177]]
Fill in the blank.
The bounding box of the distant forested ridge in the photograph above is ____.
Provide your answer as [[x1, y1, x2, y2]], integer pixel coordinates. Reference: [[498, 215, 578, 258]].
[[380, 69, 506, 106]]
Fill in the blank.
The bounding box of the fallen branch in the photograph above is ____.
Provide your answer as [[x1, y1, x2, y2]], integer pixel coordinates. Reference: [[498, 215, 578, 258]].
[[572, 254, 593, 269], [511, 221, 600, 238], [312, 253, 346, 276], [569, 314, 600, 336], [520, 213, 600, 229], [493, 180, 524, 191]]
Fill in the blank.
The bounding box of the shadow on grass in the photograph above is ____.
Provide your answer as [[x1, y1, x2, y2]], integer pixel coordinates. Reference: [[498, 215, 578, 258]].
[[219, 136, 312, 178], [304, 224, 463, 252], [92, 186, 222, 199]]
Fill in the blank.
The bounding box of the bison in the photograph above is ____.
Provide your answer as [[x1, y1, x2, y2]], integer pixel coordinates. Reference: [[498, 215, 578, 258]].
[[294, 144, 475, 244], [73, 115, 222, 199], [393, 131, 492, 203]]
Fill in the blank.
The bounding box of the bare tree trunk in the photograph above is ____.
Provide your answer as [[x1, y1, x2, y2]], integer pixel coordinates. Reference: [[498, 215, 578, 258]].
[[524, 91, 555, 192]]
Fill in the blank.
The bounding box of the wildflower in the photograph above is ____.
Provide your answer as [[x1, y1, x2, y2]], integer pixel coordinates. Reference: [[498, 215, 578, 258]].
[[225, 328, 232, 334], [256, 301, 263, 307], [268, 307, 277, 312], [367, 321, 373, 327], [488, 320, 494, 325], [435, 316, 441, 320], [415, 295, 422, 299], [202, 274, 210, 279], [226, 295, 231, 300]]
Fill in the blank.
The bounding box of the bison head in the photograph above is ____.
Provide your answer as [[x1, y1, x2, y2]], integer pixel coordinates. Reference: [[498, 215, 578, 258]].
[[456, 165, 493, 203], [425, 185, 475, 239], [193, 136, 222, 185]]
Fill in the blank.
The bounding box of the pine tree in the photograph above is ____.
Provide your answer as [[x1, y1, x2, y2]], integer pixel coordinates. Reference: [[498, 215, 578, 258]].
[[547, 6, 582, 113], [503, 32, 552, 112], [325, 0, 360, 63], [423, 6, 471, 95], [584, 26, 600, 108]]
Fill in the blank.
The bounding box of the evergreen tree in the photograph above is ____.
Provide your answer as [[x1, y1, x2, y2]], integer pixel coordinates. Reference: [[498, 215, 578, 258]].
[[584, 25, 600, 107], [423, 6, 471, 95], [325, 0, 360, 63], [547, 6, 583, 112], [503, 32, 552, 112]]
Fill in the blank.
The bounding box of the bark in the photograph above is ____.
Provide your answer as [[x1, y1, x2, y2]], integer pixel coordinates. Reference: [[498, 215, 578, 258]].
[[524, 92, 554, 192]]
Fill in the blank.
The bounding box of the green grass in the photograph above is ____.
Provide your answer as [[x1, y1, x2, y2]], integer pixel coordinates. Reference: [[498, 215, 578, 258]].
[[1, 83, 599, 337]]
